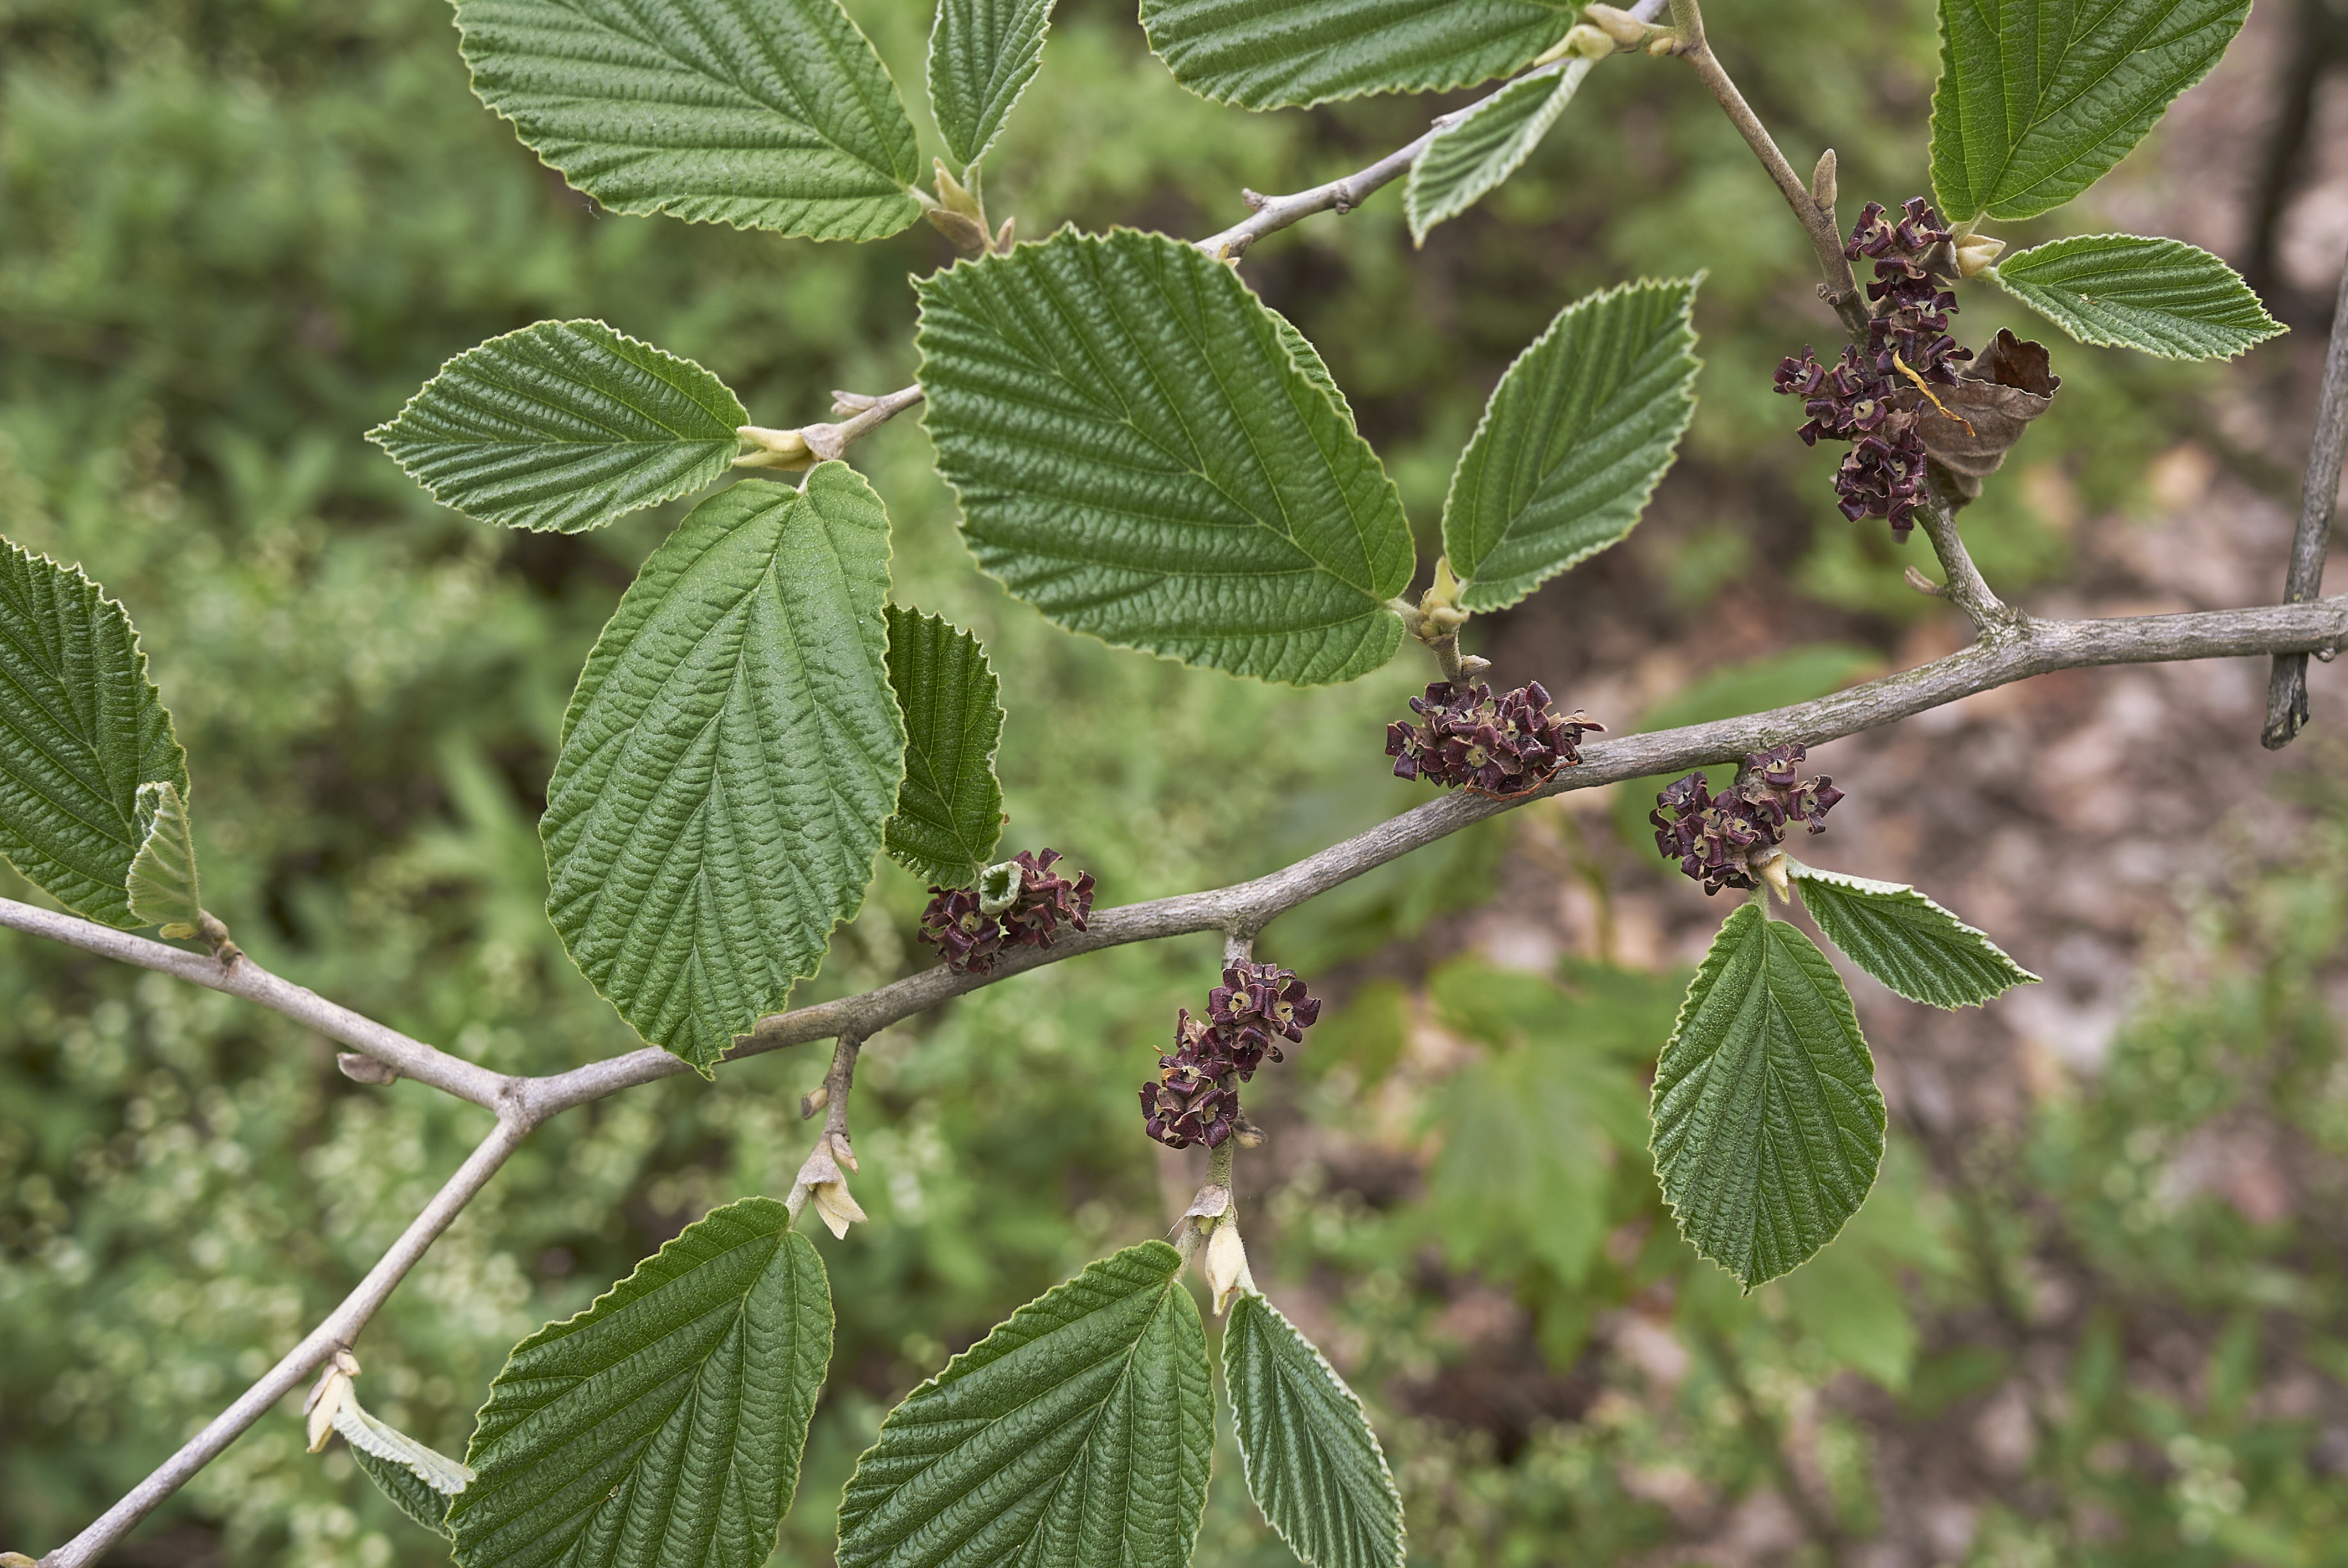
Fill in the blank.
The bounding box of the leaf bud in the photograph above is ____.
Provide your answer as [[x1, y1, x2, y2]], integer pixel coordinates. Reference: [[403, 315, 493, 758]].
[[1582, 4, 1650, 45], [1204, 1219, 1254, 1315], [1535, 23, 1616, 66], [735, 425, 817, 472], [1955, 234, 2006, 278], [303, 1348, 361, 1454], [1811, 149, 1838, 212], [932, 158, 983, 222]]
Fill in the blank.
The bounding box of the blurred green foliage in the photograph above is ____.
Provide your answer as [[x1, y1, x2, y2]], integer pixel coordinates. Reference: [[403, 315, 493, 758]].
[[2, 0, 2337, 1563]]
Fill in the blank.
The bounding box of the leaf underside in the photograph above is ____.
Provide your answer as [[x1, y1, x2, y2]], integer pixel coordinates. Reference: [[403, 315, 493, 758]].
[[453, 0, 924, 239], [929, 0, 1057, 171], [915, 228, 1414, 686], [1929, 0, 2250, 222], [541, 465, 904, 1070], [1792, 863, 2038, 1010], [0, 537, 188, 929], [449, 1197, 832, 1568], [127, 780, 203, 937], [1223, 1291, 1406, 1568], [1404, 64, 1587, 242], [369, 320, 749, 532], [1990, 233, 2283, 360], [1650, 903, 1886, 1288], [883, 605, 1006, 886], [835, 1240, 1213, 1568], [1139, 0, 1577, 110], [336, 1401, 469, 1538], [1444, 276, 1702, 611]]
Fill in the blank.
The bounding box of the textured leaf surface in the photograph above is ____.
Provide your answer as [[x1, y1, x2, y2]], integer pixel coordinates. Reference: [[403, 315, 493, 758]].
[[454, 0, 923, 239], [450, 1198, 832, 1568], [916, 228, 1414, 685], [1650, 904, 1885, 1287], [1929, 0, 2249, 222], [1444, 277, 1700, 611], [0, 538, 187, 928], [929, 0, 1055, 169], [1139, 0, 1577, 110], [1223, 1291, 1404, 1568], [127, 781, 202, 938], [1792, 863, 2038, 1010], [835, 1241, 1212, 1568], [883, 605, 1004, 885], [1404, 64, 1587, 242], [541, 465, 903, 1070], [1989, 234, 2283, 360], [368, 321, 749, 532], [336, 1400, 469, 1537]]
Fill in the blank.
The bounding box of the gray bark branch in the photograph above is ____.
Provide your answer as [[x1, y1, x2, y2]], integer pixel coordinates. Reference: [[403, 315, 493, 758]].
[[2263, 242, 2348, 746]]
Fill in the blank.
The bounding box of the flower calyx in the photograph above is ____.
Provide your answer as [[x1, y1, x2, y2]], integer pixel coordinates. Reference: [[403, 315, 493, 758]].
[[1650, 742, 1844, 895], [919, 848, 1097, 974], [1140, 961, 1322, 1150], [1388, 679, 1602, 796]]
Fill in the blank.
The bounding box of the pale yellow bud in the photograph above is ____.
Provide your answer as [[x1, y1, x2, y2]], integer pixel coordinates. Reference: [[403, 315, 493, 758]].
[[1204, 1220, 1254, 1315], [1582, 4, 1650, 45], [1955, 234, 2006, 278]]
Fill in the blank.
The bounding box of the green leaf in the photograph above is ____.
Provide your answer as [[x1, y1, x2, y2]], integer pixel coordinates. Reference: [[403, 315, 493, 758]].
[[0, 538, 188, 929], [1988, 233, 2283, 360], [835, 1240, 1212, 1568], [335, 1400, 470, 1538], [368, 321, 749, 532], [1650, 903, 1886, 1288], [915, 228, 1415, 686], [1404, 63, 1590, 243], [127, 781, 203, 938], [453, 0, 924, 239], [1444, 276, 1701, 611], [929, 0, 1056, 171], [1222, 1290, 1404, 1568], [541, 465, 903, 1071], [1929, 0, 2250, 222], [449, 1197, 832, 1568], [1139, 0, 1578, 110], [1791, 863, 2038, 1009], [883, 605, 1004, 885]]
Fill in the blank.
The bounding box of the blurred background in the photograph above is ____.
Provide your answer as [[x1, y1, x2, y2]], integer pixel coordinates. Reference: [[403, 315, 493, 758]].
[[6, 0, 2348, 1562]]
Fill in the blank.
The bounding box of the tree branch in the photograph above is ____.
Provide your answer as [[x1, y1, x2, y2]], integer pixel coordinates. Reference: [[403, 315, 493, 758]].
[[2263, 240, 2348, 747], [35, 1115, 530, 1568]]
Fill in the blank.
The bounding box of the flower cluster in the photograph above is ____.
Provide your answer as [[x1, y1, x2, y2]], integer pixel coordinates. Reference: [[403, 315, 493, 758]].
[[1387, 680, 1602, 796], [1649, 743, 1845, 894], [917, 849, 1096, 975], [1772, 197, 1971, 538], [1140, 961, 1322, 1149]]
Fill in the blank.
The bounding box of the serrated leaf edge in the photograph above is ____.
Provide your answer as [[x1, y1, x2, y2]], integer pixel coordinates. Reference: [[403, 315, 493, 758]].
[[883, 603, 1005, 885], [1403, 61, 1590, 243], [1223, 1288, 1406, 1568], [1788, 860, 2041, 1009], [1984, 232, 2285, 362]]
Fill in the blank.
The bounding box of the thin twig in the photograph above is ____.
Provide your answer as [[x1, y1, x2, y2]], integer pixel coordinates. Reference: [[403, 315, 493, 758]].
[[37, 1116, 530, 1568], [2263, 242, 2348, 747], [1193, 0, 1670, 262], [1916, 484, 2020, 637], [1669, 0, 1868, 336], [0, 900, 516, 1112]]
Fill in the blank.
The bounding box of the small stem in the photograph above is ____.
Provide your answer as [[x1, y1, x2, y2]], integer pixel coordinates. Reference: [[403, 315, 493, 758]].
[[1670, 0, 1867, 337], [1916, 484, 2021, 638], [37, 1116, 530, 1568], [820, 1031, 863, 1148], [2264, 239, 2348, 748]]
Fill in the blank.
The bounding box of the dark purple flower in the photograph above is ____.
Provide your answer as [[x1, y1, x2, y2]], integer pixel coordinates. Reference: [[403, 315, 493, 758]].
[[916, 886, 1005, 974], [1649, 743, 1845, 895], [1002, 847, 1096, 948], [1139, 962, 1326, 1149], [1387, 681, 1602, 795]]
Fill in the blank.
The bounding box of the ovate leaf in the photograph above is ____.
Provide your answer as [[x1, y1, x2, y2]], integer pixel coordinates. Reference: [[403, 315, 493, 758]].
[[929, 0, 1056, 171], [1988, 234, 2283, 360], [127, 781, 202, 938], [1404, 63, 1588, 243], [1443, 277, 1701, 611], [1223, 1291, 1404, 1568], [0, 538, 188, 928], [883, 605, 1004, 885], [1929, 0, 2250, 222], [916, 228, 1415, 685], [334, 1399, 470, 1538], [449, 1197, 832, 1568], [1791, 863, 2037, 1009], [368, 321, 749, 532], [1140, 0, 1577, 110], [541, 465, 903, 1071], [835, 1241, 1212, 1568], [1650, 903, 1885, 1288], [453, 0, 924, 239]]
